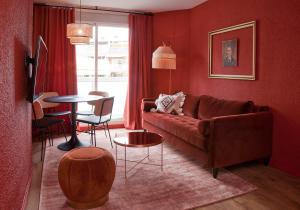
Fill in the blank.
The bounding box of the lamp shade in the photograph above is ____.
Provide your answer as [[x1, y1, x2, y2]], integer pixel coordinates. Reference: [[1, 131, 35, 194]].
[[69, 37, 91, 45], [67, 23, 93, 44], [152, 45, 176, 69], [67, 23, 93, 38]]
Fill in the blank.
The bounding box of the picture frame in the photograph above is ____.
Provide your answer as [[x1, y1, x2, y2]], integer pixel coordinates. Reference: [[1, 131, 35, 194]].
[[208, 21, 256, 80]]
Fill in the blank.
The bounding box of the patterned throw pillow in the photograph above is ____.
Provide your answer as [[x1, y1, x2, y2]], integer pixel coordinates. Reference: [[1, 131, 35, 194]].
[[174, 91, 186, 111], [153, 92, 186, 115]]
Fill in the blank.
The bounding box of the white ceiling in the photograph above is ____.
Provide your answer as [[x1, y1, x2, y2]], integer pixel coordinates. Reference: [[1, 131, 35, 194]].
[[34, 0, 208, 13]]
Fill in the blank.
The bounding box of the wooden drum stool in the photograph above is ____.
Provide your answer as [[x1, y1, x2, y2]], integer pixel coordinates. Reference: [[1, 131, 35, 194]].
[[58, 147, 116, 209]]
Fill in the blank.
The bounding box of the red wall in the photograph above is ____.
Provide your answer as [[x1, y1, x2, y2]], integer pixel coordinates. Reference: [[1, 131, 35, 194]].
[[153, 0, 300, 177], [152, 10, 190, 96], [0, 0, 33, 209]]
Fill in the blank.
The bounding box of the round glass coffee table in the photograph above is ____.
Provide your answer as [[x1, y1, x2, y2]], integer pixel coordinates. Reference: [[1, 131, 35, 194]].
[[113, 131, 163, 178]]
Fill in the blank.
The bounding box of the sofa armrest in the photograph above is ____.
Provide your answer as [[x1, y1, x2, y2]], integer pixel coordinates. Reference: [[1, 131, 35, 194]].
[[198, 119, 211, 137], [141, 98, 156, 112], [208, 111, 273, 168]]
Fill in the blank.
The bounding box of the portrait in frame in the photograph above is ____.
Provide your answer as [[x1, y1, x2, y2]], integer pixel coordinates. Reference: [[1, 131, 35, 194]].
[[222, 39, 237, 67]]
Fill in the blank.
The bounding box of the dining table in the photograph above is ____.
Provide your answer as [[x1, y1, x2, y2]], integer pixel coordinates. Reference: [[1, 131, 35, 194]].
[[43, 95, 103, 151]]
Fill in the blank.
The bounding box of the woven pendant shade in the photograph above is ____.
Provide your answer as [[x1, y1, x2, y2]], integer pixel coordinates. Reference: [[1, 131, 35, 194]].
[[66, 0, 93, 45], [67, 23, 93, 44], [69, 36, 91, 45], [152, 44, 176, 70]]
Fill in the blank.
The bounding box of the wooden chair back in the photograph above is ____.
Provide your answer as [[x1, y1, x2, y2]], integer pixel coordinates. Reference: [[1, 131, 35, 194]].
[[39, 92, 59, 108], [94, 97, 114, 120], [87, 91, 109, 106], [32, 101, 44, 120]]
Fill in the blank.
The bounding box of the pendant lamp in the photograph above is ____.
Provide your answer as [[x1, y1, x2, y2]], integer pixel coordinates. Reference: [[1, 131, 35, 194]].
[[67, 0, 93, 44]]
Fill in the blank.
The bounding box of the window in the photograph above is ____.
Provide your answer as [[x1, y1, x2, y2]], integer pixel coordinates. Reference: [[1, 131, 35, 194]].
[[76, 25, 129, 121]]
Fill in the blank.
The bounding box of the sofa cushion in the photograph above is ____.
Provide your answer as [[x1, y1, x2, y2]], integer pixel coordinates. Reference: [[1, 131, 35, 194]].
[[143, 112, 208, 150], [155, 92, 185, 115], [182, 94, 200, 118], [198, 95, 253, 119]]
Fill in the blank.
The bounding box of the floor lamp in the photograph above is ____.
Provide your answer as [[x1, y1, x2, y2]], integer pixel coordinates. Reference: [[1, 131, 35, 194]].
[[152, 43, 176, 94]]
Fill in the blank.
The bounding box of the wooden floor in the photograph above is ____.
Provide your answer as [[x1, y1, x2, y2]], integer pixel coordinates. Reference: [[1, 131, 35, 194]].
[[197, 164, 300, 210], [26, 130, 300, 210]]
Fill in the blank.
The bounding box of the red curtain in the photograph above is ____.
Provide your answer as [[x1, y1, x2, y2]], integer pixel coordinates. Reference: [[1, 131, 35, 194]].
[[124, 14, 153, 129], [33, 5, 77, 128]]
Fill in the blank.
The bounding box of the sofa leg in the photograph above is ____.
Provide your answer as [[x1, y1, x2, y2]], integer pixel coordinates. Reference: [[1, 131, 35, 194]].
[[263, 157, 270, 166], [212, 168, 219, 178]]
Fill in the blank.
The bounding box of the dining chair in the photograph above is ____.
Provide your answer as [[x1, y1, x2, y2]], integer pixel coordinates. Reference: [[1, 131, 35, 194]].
[[76, 91, 109, 137], [76, 91, 109, 116], [32, 101, 68, 160], [76, 97, 114, 148], [39, 92, 71, 119]]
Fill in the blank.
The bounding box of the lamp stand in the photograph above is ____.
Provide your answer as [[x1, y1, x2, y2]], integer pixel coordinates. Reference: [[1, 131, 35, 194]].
[[168, 69, 172, 94]]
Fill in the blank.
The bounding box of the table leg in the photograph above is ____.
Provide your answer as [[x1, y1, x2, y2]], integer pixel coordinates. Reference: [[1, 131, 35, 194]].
[[161, 142, 163, 171], [125, 146, 127, 179], [115, 144, 118, 166], [57, 102, 89, 151], [147, 147, 149, 160]]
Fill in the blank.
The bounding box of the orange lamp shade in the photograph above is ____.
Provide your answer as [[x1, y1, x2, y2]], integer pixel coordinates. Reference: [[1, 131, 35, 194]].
[[67, 23, 93, 44], [152, 44, 176, 70], [69, 36, 91, 45], [67, 23, 93, 38]]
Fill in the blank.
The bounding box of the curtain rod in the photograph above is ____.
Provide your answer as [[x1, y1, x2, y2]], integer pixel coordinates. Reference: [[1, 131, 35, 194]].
[[34, 3, 153, 16]]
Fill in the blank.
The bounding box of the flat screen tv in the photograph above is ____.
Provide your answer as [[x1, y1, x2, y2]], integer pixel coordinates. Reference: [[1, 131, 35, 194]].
[[27, 35, 48, 103]]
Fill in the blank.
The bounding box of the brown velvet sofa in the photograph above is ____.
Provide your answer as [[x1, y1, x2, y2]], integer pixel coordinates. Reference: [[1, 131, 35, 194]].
[[142, 95, 273, 178]]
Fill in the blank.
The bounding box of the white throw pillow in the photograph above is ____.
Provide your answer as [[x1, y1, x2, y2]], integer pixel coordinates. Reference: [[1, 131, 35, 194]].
[[154, 92, 186, 115], [174, 91, 186, 108]]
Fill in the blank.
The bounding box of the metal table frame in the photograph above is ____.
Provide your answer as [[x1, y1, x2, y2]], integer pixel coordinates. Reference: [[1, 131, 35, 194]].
[[114, 135, 163, 179]]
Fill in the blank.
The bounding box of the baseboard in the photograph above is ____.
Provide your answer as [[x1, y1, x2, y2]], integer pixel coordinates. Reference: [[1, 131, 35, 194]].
[[78, 123, 124, 131], [21, 171, 32, 210]]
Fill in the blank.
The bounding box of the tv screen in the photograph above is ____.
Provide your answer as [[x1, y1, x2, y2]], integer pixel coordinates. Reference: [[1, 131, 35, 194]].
[[27, 35, 48, 103]]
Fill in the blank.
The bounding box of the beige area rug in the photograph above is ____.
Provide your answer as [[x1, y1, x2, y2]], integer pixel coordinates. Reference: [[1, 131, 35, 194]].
[[39, 130, 256, 210]]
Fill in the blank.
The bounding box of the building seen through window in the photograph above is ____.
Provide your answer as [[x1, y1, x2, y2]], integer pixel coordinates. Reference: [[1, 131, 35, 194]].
[[76, 26, 129, 121]]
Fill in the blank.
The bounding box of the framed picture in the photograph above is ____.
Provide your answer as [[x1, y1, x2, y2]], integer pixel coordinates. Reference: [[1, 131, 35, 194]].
[[222, 39, 237, 67], [208, 21, 256, 80]]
